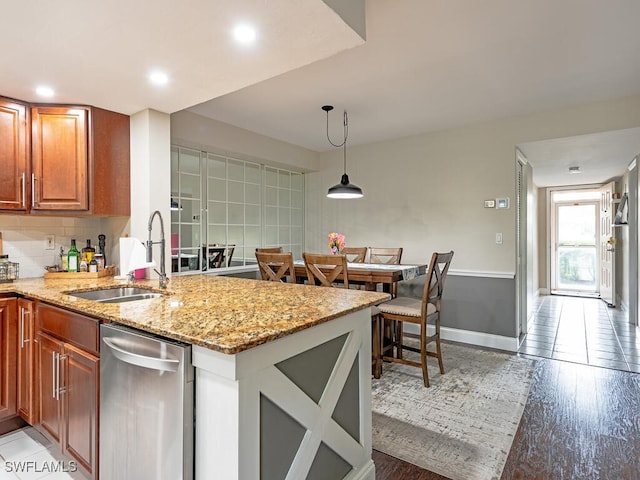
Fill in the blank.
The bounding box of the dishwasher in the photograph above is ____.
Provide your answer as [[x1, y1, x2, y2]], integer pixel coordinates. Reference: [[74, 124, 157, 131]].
[[100, 323, 194, 480]]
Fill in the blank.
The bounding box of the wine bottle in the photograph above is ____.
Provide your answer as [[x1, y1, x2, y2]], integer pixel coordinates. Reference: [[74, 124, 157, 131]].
[[82, 239, 96, 264], [68, 239, 79, 273]]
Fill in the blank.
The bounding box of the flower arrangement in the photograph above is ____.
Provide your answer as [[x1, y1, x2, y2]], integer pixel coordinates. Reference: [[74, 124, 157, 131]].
[[328, 232, 346, 255]]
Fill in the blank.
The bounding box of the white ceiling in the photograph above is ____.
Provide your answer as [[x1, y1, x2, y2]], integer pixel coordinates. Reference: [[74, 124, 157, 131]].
[[518, 128, 640, 188], [1, 0, 363, 115], [4, 0, 640, 187]]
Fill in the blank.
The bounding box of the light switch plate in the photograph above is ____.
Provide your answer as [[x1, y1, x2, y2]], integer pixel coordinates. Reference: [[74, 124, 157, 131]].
[[484, 199, 495, 208], [496, 233, 503, 244], [45, 234, 55, 250], [496, 198, 509, 209]]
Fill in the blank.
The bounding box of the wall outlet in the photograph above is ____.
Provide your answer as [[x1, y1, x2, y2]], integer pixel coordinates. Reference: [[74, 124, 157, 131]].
[[45, 234, 55, 250], [495, 233, 503, 245]]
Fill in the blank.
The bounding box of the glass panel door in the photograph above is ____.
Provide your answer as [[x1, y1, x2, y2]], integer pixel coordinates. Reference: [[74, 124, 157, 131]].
[[555, 202, 598, 293], [170, 147, 202, 273]]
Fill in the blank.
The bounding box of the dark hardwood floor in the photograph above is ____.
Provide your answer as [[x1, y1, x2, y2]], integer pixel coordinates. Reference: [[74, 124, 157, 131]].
[[373, 356, 640, 479]]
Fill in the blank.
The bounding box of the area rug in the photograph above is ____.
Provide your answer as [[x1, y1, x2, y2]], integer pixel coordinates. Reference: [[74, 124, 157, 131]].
[[372, 342, 536, 480]]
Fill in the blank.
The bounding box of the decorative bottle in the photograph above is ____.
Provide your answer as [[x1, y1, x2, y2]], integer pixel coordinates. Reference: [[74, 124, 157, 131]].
[[98, 234, 106, 266], [68, 240, 79, 273], [82, 239, 95, 264], [60, 246, 68, 272]]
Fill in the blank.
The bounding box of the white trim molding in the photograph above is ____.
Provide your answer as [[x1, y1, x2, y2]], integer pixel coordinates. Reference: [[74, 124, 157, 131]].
[[404, 323, 519, 352], [448, 269, 515, 279]]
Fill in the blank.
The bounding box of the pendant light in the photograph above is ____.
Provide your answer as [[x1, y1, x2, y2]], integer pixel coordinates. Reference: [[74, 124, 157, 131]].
[[323, 105, 363, 199]]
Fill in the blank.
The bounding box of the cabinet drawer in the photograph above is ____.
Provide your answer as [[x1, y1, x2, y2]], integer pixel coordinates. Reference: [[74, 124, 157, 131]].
[[37, 303, 99, 356]]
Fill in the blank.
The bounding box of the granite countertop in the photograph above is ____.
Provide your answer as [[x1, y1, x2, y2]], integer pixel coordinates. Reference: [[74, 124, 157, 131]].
[[0, 274, 389, 354]]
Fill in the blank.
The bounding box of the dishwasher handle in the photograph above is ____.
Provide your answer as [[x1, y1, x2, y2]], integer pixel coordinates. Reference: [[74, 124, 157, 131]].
[[102, 337, 180, 372]]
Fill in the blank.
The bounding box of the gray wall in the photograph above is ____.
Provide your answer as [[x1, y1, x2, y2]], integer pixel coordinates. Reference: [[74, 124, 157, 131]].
[[398, 275, 516, 338]]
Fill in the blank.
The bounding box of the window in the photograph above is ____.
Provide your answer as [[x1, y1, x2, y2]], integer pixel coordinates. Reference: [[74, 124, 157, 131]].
[[171, 146, 304, 273]]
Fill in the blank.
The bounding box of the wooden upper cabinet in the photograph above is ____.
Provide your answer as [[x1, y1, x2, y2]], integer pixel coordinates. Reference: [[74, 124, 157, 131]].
[[0, 95, 130, 216], [0, 98, 29, 211], [30, 105, 130, 215], [31, 106, 88, 211]]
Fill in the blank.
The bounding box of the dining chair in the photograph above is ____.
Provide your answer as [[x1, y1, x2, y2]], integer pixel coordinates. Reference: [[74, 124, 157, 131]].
[[378, 250, 454, 387], [204, 244, 236, 269], [302, 252, 349, 288], [342, 247, 368, 263], [341, 247, 368, 290], [369, 247, 403, 298], [255, 251, 297, 283], [369, 247, 403, 265], [302, 252, 383, 379], [256, 247, 283, 254]]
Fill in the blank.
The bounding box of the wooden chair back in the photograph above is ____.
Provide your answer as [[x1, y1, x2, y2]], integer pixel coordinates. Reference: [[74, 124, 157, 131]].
[[255, 251, 297, 283], [369, 247, 403, 296], [205, 244, 235, 269], [302, 253, 349, 288], [256, 247, 283, 254], [342, 247, 368, 263], [378, 250, 454, 387], [422, 250, 454, 317], [369, 247, 403, 265]]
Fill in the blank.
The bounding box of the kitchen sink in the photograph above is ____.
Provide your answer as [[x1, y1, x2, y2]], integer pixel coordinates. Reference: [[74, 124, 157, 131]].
[[66, 286, 166, 303]]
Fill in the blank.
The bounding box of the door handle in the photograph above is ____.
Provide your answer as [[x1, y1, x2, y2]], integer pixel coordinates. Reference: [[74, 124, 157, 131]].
[[20, 308, 30, 348], [21, 173, 26, 207], [102, 337, 179, 372], [31, 173, 36, 207], [52, 352, 57, 399], [57, 354, 67, 399]]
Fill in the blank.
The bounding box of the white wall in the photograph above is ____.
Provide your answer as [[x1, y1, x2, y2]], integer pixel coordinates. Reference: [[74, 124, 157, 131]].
[[0, 216, 128, 278], [171, 110, 319, 172], [619, 170, 630, 310], [306, 94, 640, 274]]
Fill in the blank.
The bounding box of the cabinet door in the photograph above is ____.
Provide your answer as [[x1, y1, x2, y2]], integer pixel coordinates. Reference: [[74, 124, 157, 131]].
[[31, 106, 88, 211], [37, 332, 63, 443], [63, 344, 99, 479], [0, 298, 17, 421], [17, 299, 36, 423], [0, 98, 28, 211]]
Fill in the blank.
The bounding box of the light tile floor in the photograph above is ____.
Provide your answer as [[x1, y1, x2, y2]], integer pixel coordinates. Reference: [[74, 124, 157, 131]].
[[0, 428, 80, 480], [519, 294, 640, 373]]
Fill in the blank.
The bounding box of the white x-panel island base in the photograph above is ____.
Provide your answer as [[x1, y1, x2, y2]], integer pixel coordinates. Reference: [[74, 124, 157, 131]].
[[193, 308, 375, 480]]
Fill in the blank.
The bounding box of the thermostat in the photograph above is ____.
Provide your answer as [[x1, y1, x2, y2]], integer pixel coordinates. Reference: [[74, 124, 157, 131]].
[[496, 198, 509, 209]]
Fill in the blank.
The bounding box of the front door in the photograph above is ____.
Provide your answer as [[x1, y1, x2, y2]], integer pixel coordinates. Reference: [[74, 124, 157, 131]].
[[599, 182, 615, 306], [552, 199, 599, 295]]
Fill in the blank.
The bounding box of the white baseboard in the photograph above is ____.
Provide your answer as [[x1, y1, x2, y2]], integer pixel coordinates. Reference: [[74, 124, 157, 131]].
[[619, 297, 629, 313], [403, 324, 519, 352], [538, 288, 550, 295]]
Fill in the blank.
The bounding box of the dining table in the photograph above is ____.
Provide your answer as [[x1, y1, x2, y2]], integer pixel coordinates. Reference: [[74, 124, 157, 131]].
[[293, 260, 427, 293]]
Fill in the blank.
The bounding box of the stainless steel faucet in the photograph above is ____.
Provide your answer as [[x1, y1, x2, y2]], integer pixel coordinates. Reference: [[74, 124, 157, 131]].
[[146, 210, 168, 289]]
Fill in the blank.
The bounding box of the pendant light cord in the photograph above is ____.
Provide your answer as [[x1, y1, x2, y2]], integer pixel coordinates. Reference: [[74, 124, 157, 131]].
[[325, 109, 349, 175], [325, 110, 348, 148]]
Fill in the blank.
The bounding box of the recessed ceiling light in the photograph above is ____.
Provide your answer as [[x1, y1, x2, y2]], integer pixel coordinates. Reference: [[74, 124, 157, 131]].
[[233, 23, 256, 45], [36, 86, 54, 98], [149, 71, 169, 86]]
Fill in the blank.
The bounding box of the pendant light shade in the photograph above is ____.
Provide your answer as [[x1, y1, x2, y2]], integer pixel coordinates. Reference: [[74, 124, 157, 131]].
[[322, 105, 363, 199], [327, 173, 364, 199]]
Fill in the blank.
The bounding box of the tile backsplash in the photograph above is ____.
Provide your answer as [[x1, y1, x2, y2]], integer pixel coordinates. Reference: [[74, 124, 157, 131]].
[[0, 215, 129, 279]]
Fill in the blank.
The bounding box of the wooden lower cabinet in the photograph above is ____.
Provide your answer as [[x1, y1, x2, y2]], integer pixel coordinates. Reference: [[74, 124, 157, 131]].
[[38, 332, 63, 444], [17, 298, 36, 424], [37, 303, 100, 480], [64, 343, 99, 478], [0, 298, 17, 422]]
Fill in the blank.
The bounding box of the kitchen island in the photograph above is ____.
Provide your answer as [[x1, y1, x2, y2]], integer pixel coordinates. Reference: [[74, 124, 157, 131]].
[[1, 273, 388, 479]]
